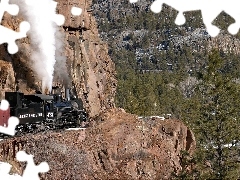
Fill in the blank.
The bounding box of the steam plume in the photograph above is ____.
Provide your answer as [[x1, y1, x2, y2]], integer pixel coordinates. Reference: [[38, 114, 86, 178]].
[[11, 0, 68, 93], [54, 28, 70, 88]]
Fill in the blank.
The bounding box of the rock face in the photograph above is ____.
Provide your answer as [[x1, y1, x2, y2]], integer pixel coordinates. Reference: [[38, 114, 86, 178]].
[[0, 60, 15, 99], [0, 108, 195, 179], [0, 0, 117, 117], [0, 0, 197, 178]]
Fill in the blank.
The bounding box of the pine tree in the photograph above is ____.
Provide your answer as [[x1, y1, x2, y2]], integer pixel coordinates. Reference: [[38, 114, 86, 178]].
[[189, 49, 240, 179]]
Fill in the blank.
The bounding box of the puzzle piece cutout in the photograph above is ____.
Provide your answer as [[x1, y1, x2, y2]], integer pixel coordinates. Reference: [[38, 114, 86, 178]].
[[71, 7, 82, 16], [0, 162, 22, 179], [129, 0, 138, 3], [130, 0, 240, 37], [0, 162, 12, 176], [0, 151, 49, 179], [0, 99, 19, 136], [0, 0, 30, 54], [16, 151, 49, 180], [51, 1, 65, 26], [24, 0, 65, 26]]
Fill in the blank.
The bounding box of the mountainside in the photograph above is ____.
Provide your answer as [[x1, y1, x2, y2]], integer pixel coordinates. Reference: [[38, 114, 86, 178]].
[[0, 0, 117, 118], [0, 108, 195, 179], [90, 2, 240, 178], [91, 0, 240, 118], [92, 0, 240, 72], [0, 0, 197, 179]]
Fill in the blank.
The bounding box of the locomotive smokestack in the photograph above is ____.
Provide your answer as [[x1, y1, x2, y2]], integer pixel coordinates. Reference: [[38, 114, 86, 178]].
[[65, 88, 70, 101]]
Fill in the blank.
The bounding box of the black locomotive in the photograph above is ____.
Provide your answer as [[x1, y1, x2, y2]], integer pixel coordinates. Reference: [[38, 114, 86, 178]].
[[0, 86, 87, 135]]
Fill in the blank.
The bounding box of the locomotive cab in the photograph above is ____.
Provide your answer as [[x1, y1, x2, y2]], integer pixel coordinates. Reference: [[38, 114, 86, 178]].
[[33, 94, 55, 122], [5, 92, 55, 125], [53, 94, 62, 103]]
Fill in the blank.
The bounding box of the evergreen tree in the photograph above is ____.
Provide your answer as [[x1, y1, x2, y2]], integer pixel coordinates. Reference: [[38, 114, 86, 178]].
[[187, 49, 240, 179]]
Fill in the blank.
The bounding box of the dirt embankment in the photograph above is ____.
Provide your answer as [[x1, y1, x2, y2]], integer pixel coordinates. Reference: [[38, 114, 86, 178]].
[[0, 109, 195, 179]]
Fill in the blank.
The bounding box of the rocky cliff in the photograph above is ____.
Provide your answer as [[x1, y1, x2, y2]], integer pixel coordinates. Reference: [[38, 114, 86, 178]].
[[0, 0, 197, 179], [0, 109, 195, 179], [0, 0, 117, 118]]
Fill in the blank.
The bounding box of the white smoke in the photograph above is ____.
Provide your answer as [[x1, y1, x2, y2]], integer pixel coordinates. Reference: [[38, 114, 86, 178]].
[[11, 0, 68, 93], [54, 28, 70, 88]]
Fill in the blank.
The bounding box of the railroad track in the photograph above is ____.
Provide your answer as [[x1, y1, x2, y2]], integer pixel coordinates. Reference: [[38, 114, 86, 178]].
[[0, 125, 86, 141]]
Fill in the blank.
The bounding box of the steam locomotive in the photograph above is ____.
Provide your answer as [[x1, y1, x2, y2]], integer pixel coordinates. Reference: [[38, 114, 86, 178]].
[[0, 86, 87, 136]]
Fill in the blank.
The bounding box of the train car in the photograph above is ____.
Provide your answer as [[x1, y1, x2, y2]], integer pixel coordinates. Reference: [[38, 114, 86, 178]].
[[0, 104, 10, 127], [0, 87, 87, 135]]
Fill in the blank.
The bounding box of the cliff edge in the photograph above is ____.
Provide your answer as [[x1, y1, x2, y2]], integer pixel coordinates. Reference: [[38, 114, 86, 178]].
[[0, 0, 117, 118], [0, 0, 196, 179], [0, 109, 195, 179]]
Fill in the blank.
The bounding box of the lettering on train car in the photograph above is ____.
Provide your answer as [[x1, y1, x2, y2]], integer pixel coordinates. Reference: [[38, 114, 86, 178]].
[[19, 113, 43, 118]]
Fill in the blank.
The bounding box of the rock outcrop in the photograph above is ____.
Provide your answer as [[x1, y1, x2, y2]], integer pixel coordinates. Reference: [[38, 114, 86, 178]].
[[0, 0, 197, 178], [0, 108, 195, 179], [0, 0, 117, 117], [0, 60, 15, 99]]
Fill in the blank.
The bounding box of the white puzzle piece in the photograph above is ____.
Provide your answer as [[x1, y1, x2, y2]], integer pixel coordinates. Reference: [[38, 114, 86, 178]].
[[0, 151, 49, 179], [71, 7, 82, 16], [130, 0, 240, 37], [0, 100, 19, 136], [0, 0, 30, 54], [16, 151, 49, 180]]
